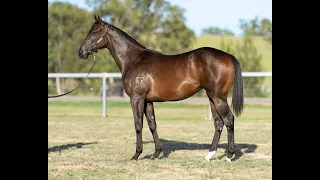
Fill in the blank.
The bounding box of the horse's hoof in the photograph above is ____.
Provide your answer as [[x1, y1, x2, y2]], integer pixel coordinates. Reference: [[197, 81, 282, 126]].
[[153, 151, 161, 159], [204, 151, 216, 162], [225, 157, 232, 163], [150, 156, 158, 160], [204, 157, 211, 162], [152, 156, 159, 160], [130, 156, 138, 161]]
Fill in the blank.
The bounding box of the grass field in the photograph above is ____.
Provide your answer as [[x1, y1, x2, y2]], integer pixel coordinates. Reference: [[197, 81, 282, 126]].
[[48, 100, 272, 180]]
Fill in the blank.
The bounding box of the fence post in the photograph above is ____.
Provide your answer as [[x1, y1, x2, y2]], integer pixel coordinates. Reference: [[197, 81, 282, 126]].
[[208, 102, 212, 120], [102, 73, 107, 118]]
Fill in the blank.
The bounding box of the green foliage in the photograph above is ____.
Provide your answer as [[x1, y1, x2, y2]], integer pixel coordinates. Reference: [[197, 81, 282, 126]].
[[48, 2, 271, 97], [194, 35, 272, 72], [201, 27, 234, 36], [48, 2, 93, 73], [85, 0, 195, 54], [220, 35, 269, 97], [48, 2, 95, 94], [239, 16, 272, 44], [48, 1, 196, 95], [48, 2, 121, 74]]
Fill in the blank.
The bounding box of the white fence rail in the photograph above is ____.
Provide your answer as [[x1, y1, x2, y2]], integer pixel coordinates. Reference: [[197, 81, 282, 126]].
[[48, 72, 272, 118]]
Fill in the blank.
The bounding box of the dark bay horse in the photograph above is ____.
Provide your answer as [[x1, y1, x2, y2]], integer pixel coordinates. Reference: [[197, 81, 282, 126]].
[[79, 15, 244, 162]]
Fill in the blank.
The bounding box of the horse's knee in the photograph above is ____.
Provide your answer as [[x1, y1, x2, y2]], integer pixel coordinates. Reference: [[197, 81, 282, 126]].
[[135, 121, 143, 133], [136, 127, 142, 133]]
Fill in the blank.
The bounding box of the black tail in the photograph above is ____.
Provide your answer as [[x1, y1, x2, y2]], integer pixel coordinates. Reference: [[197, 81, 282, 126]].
[[230, 55, 244, 117]]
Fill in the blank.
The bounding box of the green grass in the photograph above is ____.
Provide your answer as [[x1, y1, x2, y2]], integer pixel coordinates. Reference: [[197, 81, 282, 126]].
[[48, 100, 272, 179]]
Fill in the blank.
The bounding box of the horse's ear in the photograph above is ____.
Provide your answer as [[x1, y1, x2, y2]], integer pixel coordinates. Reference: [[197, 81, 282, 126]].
[[98, 15, 103, 22], [97, 15, 105, 25], [94, 14, 98, 21]]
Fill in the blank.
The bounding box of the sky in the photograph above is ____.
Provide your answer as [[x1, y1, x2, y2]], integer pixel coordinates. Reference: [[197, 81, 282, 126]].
[[49, 0, 272, 36]]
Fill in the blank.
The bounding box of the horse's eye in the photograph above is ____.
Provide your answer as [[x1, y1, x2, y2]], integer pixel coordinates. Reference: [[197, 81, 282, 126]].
[[92, 32, 96, 35]]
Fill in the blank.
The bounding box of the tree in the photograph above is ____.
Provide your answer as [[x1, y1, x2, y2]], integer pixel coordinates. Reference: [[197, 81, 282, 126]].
[[220, 22, 269, 97], [48, 2, 94, 94], [85, 0, 195, 54], [48, 1, 195, 96], [239, 16, 272, 44], [201, 27, 234, 36], [260, 18, 272, 44]]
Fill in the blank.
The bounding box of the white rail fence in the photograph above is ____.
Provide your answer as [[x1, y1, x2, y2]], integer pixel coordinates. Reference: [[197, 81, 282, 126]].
[[48, 72, 272, 118]]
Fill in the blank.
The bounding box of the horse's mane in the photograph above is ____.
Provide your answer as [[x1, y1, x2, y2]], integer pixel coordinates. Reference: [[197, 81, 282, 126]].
[[106, 22, 146, 49]]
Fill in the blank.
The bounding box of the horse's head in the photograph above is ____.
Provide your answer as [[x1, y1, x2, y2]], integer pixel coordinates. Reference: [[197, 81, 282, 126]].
[[79, 15, 110, 59]]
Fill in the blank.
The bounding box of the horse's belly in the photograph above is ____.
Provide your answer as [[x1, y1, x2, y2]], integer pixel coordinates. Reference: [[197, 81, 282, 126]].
[[146, 82, 201, 101]]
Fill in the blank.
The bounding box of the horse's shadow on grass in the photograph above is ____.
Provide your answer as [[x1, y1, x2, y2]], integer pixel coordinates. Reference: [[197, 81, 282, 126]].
[[48, 142, 98, 154], [141, 139, 257, 161]]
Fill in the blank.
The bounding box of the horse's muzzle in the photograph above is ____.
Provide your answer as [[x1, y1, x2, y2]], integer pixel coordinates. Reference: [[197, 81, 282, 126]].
[[79, 46, 91, 59], [79, 51, 89, 59], [79, 45, 97, 59]]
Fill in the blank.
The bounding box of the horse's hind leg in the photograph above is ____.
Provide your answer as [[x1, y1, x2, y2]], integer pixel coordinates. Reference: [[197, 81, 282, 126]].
[[205, 98, 224, 162], [144, 102, 162, 158], [213, 96, 235, 162], [206, 91, 235, 162]]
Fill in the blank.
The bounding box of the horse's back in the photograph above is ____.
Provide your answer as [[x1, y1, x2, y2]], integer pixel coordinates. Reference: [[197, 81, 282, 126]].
[[132, 47, 235, 101], [143, 47, 234, 80]]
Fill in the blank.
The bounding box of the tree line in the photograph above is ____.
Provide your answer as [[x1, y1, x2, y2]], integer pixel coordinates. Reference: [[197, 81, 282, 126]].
[[48, 0, 271, 97]]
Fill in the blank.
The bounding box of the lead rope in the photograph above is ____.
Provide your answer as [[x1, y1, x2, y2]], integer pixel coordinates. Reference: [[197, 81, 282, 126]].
[[48, 53, 97, 98]]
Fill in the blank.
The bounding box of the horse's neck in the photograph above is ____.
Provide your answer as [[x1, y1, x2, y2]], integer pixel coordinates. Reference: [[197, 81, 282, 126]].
[[107, 29, 145, 73]]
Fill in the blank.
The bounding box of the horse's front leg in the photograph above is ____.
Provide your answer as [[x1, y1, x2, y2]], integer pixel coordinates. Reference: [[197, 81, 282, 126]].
[[130, 94, 146, 160], [144, 101, 162, 158]]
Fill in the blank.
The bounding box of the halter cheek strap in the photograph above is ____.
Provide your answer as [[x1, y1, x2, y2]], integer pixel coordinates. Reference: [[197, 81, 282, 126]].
[[96, 37, 103, 44], [95, 25, 110, 47]]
